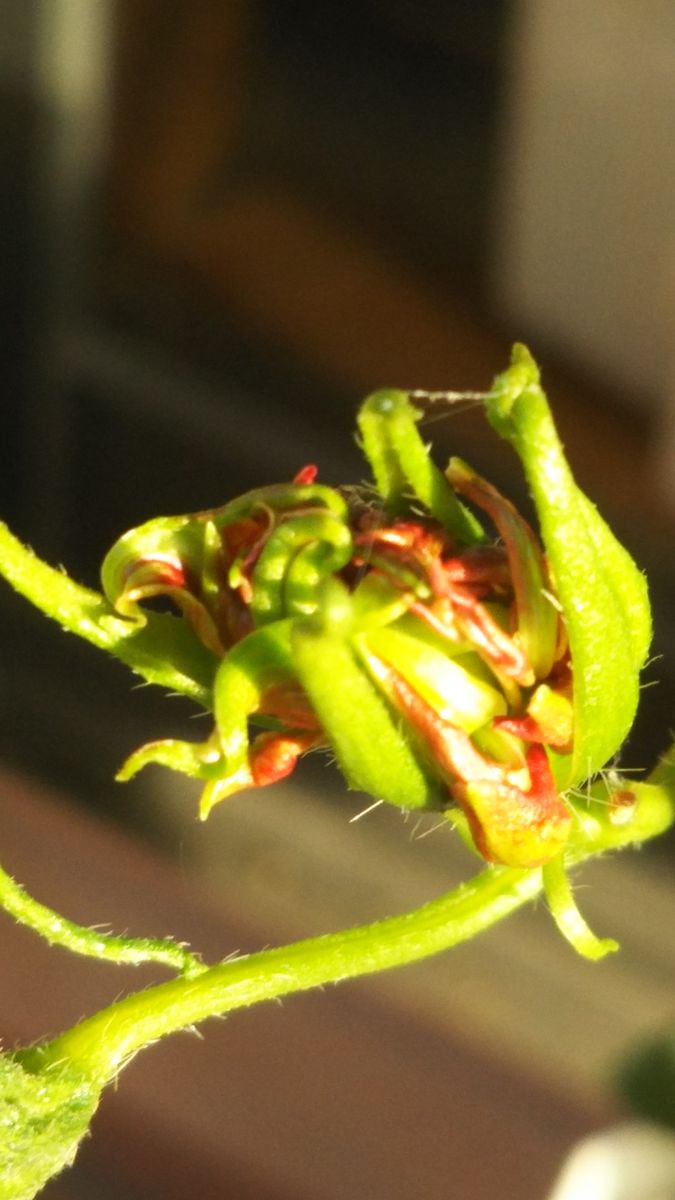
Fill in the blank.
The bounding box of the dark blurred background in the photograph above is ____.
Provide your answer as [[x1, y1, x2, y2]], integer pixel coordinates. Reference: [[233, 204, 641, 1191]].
[[1, 4, 674, 1199]]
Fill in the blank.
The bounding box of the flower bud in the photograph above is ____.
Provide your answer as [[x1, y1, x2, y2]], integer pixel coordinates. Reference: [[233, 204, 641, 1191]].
[[102, 347, 650, 894]]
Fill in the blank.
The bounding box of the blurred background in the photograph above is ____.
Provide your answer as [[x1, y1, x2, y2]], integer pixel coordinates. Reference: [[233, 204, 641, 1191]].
[[1, 3, 674, 1198]]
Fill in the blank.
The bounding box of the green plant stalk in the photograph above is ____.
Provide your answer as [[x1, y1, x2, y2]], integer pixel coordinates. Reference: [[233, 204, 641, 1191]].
[[25, 759, 675, 1088], [0, 861, 204, 975], [0, 522, 215, 705]]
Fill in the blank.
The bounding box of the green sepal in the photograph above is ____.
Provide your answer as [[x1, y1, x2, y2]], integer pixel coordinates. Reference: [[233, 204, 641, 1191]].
[[117, 621, 301, 816], [357, 389, 484, 543], [212, 621, 296, 759], [485, 345, 651, 787], [291, 583, 442, 810]]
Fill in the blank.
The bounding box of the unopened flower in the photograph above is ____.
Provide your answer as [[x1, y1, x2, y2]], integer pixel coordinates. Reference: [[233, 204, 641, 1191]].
[[101, 346, 651, 956]]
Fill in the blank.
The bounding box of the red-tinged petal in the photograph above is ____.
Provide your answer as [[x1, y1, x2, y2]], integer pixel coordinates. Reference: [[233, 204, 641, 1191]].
[[354, 523, 448, 598], [494, 685, 573, 751], [448, 459, 559, 682], [494, 715, 547, 743], [363, 652, 525, 789], [449, 584, 533, 685], [457, 746, 572, 868], [109, 555, 186, 617], [249, 730, 320, 788], [156, 587, 226, 657], [257, 681, 322, 731], [407, 599, 465, 646], [364, 649, 571, 866], [116, 561, 225, 657]]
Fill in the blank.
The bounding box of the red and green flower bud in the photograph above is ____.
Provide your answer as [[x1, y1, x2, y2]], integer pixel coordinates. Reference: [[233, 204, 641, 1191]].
[[100, 346, 651, 950]]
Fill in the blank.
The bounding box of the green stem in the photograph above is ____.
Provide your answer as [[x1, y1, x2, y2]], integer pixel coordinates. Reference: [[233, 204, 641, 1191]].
[[30, 750, 675, 1087], [35, 866, 541, 1083], [0, 861, 204, 976], [0, 522, 214, 705]]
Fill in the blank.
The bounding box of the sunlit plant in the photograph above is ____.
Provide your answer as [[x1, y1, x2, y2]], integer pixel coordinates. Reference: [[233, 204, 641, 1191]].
[[0, 345, 672, 1200]]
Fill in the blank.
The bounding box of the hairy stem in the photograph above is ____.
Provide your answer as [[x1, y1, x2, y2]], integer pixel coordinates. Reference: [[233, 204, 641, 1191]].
[[0, 861, 204, 976], [29, 750, 675, 1087]]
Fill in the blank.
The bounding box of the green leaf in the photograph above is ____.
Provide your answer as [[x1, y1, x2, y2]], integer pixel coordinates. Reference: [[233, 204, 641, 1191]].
[[485, 345, 651, 787], [0, 1052, 100, 1200]]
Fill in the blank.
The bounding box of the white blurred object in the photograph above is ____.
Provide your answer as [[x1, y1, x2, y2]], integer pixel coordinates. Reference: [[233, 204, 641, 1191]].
[[547, 1123, 675, 1200]]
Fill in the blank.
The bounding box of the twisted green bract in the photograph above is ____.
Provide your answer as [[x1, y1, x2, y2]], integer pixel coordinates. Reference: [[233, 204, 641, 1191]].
[[250, 510, 353, 625], [485, 345, 652, 787]]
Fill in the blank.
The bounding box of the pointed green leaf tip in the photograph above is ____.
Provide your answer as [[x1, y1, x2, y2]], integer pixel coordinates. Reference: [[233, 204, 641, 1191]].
[[485, 344, 651, 788]]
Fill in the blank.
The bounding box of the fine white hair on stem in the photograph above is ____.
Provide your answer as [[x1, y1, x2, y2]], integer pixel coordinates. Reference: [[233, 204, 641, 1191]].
[[349, 798, 384, 823]]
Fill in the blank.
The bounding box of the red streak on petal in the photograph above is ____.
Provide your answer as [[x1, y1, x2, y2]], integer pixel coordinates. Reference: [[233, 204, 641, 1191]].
[[455, 745, 571, 867], [124, 556, 186, 590], [525, 744, 554, 793], [450, 585, 533, 684], [494, 712, 571, 751], [372, 656, 504, 785], [494, 715, 546, 743], [368, 654, 571, 866], [407, 599, 463, 643]]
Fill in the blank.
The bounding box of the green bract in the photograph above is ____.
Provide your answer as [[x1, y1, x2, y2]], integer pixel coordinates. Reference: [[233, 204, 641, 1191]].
[[485, 344, 651, 787]]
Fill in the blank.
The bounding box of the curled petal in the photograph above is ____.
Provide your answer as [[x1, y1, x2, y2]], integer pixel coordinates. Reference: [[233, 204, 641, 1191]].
[[101, 515, 196, 620], [200, 729, 321, 820], [250, 512, 353, 626]]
